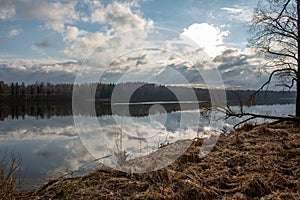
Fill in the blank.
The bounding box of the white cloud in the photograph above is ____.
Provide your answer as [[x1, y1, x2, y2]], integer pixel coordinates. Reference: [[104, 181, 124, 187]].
[[8, 28, 20, 37], [0, 58, 79, 83], [62, 29, 111, 58], [0, 2, 196, 88], [20, 1, 79, 34], [61, 1, 154, 59], [0, 1, 15, 20], [221, 5, 253, 23], [181, 23, 230, 58], [41, 1, 79, 33], [90, 1, 153, 31], [213, 48, 268, 89], [0, 0, 79, 33], [0, 1, 154, 60], [64, 26, 87, 41]]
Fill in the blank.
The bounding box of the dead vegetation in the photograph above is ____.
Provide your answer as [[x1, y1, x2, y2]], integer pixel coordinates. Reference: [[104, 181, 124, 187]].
[[18, 122, 300, 199], [0, 152, 22, 200]]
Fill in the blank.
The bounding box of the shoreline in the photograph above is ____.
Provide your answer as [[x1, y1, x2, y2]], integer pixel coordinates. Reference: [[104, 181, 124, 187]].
[[14, 121, 300, 199]]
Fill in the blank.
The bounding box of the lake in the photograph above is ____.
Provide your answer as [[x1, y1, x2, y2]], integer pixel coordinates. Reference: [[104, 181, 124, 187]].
[[0, 103, 295, 191]]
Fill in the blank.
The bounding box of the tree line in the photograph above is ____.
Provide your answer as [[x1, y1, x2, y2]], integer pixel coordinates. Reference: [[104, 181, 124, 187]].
[[0, 81, 115, 101], [0, 81, 296, 105]]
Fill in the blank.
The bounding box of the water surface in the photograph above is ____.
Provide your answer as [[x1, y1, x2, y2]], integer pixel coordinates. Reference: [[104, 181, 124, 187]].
[[0, 103, 295, 190]]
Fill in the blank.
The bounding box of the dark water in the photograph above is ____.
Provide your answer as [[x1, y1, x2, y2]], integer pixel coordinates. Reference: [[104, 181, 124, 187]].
[[0, 102, 295, 191]]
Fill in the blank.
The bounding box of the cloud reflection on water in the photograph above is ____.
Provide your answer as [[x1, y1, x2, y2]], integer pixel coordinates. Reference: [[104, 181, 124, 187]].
[[0, 104, 295, 190]]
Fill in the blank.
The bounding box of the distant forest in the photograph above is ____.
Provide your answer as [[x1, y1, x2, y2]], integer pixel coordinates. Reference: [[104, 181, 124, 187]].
[[0, 81, 296, 120], [0, 81, 296, 105]]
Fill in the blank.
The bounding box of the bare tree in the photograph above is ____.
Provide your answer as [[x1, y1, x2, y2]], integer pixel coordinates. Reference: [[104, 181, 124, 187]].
[[249, 0, 300, 117]]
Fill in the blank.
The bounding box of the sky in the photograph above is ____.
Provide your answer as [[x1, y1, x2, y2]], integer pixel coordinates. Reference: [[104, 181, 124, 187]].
[[0, 0, 275, 89]]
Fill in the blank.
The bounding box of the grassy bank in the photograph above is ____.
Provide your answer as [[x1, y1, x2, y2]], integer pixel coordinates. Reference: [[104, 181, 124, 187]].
[[16, 122, 300, 199]]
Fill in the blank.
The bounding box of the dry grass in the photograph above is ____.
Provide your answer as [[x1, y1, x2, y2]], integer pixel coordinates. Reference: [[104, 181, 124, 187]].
[[0, 151, 22, 200], [18, 121, 300, 199]]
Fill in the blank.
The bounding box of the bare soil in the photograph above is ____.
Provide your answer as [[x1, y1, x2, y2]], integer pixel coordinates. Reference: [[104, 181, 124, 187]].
[[17, 122, 300, 199]]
